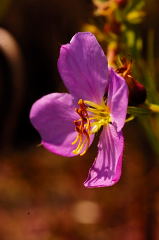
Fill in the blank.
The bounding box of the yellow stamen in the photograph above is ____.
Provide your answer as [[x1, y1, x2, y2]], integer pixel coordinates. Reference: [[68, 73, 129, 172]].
[[72, 99, 111, 156], [84, 100, 105, 110], [72, 134, 83, 154], [72, 133, 80, 145]]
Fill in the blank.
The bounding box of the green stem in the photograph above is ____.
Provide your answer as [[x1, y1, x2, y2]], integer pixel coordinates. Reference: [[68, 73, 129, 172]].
[[127, 104, 159, 116]]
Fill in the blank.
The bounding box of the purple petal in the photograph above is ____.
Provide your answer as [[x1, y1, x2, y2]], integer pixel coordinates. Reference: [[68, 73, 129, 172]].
[[84, 124, 124, 188], [30, 93, 82, 157], [107, 68, 128, 132], [58, 32, 108, 104]]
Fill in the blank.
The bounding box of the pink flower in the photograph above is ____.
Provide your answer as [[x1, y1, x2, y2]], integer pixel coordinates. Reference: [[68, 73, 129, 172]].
[[30, 32, 128, 188]]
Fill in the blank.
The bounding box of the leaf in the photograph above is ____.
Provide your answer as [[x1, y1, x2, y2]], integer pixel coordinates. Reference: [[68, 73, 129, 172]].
[[126, 10, 146, 24]]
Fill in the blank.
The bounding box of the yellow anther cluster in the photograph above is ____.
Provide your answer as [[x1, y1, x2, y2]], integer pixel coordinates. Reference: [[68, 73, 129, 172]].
[[72, 99, 111, 156]]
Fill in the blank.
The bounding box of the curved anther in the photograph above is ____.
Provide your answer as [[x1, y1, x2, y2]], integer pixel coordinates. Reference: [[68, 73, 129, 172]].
[[72, 99, 111, 156]]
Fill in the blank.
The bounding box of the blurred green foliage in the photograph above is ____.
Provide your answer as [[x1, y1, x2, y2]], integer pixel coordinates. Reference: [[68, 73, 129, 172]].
[[84, 0, 159, 157]]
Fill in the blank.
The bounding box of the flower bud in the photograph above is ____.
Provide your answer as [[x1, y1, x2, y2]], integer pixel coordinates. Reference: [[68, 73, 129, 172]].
[[116, 58, 147, 105], [115, 0, 127, 8], [124, 74, 147, 106]]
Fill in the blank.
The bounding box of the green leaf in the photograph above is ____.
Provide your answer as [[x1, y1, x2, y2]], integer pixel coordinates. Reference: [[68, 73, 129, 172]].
[[126, 10, 146, 24], [126, 30, 135, 48]]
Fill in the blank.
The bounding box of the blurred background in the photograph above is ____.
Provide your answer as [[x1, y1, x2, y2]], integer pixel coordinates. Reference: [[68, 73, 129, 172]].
[[0, 0, 159, 239]]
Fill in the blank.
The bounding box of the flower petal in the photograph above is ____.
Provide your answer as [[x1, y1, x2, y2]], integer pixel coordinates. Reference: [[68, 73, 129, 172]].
[[107, 68, 128, 132], [58, 32, 108, 104], [84, 124, 124, 188], [30, 93, 82, 157]]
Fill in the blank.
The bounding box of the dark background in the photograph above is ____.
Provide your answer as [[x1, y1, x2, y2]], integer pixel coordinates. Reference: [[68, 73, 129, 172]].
[[0, 0, 92, 149]]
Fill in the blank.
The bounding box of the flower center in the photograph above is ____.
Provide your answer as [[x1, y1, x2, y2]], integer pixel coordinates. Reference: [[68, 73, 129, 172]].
[[72, 99, 111, 156]]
